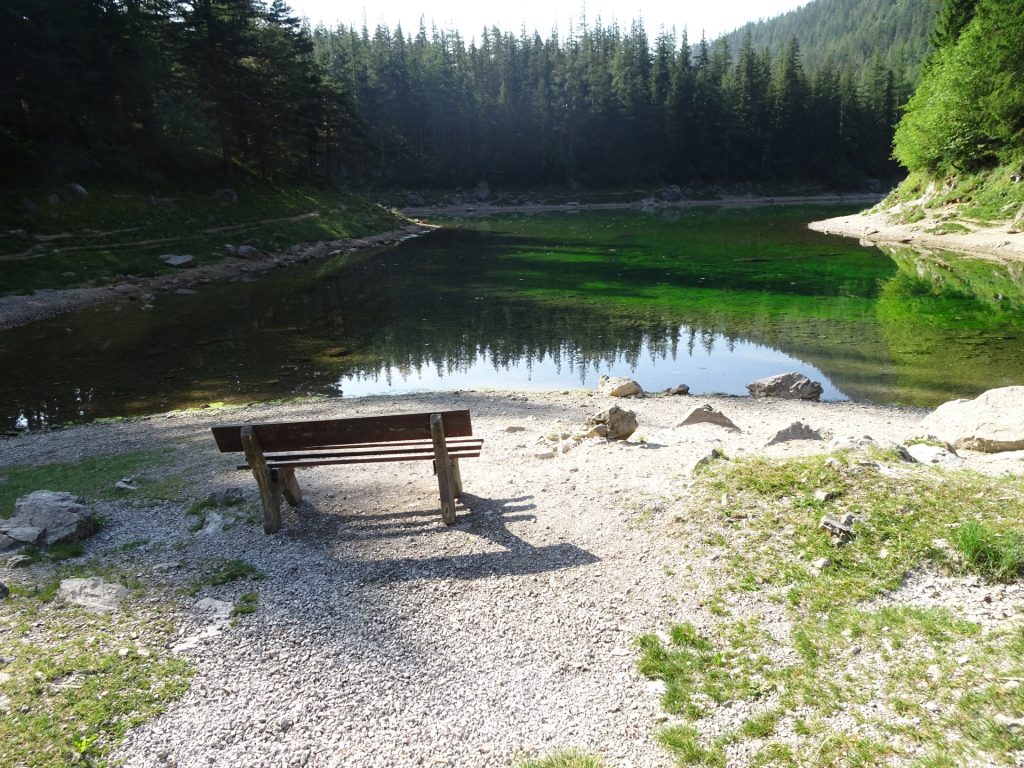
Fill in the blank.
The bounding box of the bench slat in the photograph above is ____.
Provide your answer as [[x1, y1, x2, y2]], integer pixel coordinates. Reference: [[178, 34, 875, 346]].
[[212, 410, 473, 453], [254, 438, 483, 464], [238, 446, 483, 471]]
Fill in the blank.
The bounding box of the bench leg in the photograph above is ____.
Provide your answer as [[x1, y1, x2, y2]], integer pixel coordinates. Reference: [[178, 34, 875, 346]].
[[241, 426, 282, 534], [277, 467, 303, 507], [430, 414, 457, 525], [451, 458, 463, 498]]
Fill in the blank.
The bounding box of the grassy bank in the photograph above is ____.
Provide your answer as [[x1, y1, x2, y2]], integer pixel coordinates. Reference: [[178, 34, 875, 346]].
[[0, 185, 405, 297], [873, 166, 1024, 229]]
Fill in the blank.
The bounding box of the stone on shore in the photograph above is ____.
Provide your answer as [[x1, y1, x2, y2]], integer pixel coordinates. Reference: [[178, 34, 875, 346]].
[[765, 421, 824, 446], [676, 404, 741, 432], [585, 406, 638, 440], [598, 375, 643, 398], [920, 386, 1024, 453], [747, 372, 823, 401]]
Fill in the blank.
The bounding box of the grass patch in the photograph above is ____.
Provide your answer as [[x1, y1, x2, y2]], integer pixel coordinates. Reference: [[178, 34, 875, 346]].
[[641, 452, 1024, 766], [232, 591, 259, 616], [189, 558, 264, 595], [0, 448, 176, 517], [0, 184, 405, 296], [517, 750, 608, 768], [0, 578, 192, 766], [953, 520, 1024, 583]]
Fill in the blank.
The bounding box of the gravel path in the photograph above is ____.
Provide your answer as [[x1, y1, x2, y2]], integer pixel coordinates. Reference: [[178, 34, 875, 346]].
[[3, 389, 1021, 767]]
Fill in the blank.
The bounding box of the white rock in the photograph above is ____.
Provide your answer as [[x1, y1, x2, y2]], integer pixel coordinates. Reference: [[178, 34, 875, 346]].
[[57, 577, 129, 613], [598, 375, 643, 398], [905, 443, 961, 465], [920, 387, 1024, 452], [194, 598, 233, 620]]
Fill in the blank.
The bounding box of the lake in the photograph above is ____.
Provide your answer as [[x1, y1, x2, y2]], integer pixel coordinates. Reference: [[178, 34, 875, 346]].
[[2, 204, 1022, 430]]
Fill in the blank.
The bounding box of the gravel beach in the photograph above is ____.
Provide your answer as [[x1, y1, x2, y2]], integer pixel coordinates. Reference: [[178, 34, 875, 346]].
[[2, 388, 1023, 767]]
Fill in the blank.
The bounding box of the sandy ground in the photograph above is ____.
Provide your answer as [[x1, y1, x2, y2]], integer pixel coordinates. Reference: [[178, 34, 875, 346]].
[[2, 388, 1023, 767], [809, 203, 1024, 262]]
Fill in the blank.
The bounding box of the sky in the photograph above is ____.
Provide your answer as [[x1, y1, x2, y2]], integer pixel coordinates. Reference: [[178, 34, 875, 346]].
[[286, 0, 809, 43]]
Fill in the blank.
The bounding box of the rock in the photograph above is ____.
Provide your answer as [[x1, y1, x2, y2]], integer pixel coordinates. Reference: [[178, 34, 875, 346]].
[[159, 254, 194, 268], [654, 185, 684, 202], [585, 406, 638, 440], [830, 435, 875, 452], [57, 577, 129, 613], [66, 182, 89, 197], [664, 384, 690, 395], [195, 598, 233, 620], [235, 244, 262, 260], [215, 188, 238, 204], [0, 491, 94, 549], [677, 404, 740, 432], [6, 554, 33, 568], [1, 526, 44, 548], [812, 489, 835, 503], [115, 477, 138, 491], [153, 561, 181, 573], [765, 421, 824, 446], [747, 372, 823, 401], [903, 443, 961, 466], [207, 487, 245, 506], [920, 386, 1024, 453], [534, 449, 555, 460], [810, 557, 830, 572], [0, 581, 8, 599], [199, 511, 225, 535], [994, 715, 1024, 730], [689, 447, 726, 474], [598, 375, 643, 398], [820, 513, 856, 545], [48, 193, 61, 206], [503, 426, 527, 433]]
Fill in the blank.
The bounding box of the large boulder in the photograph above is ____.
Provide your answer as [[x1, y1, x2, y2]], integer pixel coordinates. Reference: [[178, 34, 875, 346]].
[[920, 386, 1024, 453], [0, 491, 94, 551], [585, 406, 638, 440], [598, 375, 643, 398], [747, 372, 823, 401]]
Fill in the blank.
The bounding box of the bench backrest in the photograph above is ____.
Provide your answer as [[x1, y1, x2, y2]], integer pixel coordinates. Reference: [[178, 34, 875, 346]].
[[211, 410, 473, 453]]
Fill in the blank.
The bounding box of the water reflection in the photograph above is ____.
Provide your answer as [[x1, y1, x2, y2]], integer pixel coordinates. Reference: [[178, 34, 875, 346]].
[[0, 209, 1021, 430]]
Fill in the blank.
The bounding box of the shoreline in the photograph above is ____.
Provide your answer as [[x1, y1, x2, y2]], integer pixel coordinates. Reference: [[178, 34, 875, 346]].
[[809, 208, 1024, 263], [402, 192, 883, 218], [0, 224, 436, 332]]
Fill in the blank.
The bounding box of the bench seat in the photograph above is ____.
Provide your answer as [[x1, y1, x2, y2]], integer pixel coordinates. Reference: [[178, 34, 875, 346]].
[[211, 410, 481, 532]]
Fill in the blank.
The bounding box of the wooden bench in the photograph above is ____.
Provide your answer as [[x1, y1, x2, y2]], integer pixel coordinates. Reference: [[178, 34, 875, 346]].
[[210, 410, 483, 533]]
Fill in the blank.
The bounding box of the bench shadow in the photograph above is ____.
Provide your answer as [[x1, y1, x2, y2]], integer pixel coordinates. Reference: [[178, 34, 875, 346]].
[[297, 493, 599, 582]]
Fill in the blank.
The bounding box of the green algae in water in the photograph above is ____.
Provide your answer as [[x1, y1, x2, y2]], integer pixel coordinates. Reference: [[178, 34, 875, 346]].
[[0, 205, 1021, 429]]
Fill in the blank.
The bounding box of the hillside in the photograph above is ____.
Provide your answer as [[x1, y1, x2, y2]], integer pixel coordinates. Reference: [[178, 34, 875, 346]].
[[723, 0, 936, 83]]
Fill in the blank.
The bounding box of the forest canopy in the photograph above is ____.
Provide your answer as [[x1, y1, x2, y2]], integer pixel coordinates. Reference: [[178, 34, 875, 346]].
[[893, 0, 1024, 175], [1, 0, 924, 188]]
